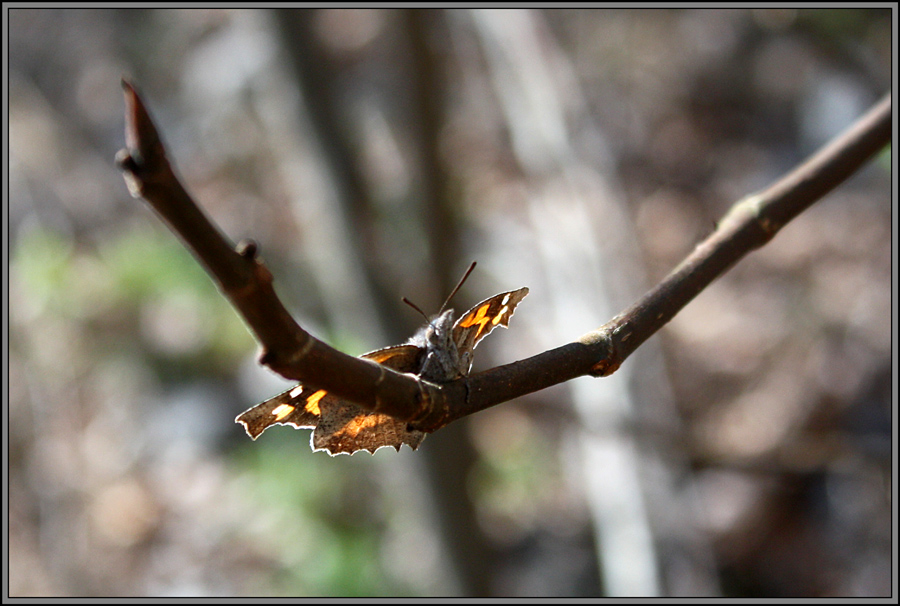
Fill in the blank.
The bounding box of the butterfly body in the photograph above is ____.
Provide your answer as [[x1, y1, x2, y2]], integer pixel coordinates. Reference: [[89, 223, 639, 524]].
[[236, 286, 528, 455], [411, 309, 463, 382]]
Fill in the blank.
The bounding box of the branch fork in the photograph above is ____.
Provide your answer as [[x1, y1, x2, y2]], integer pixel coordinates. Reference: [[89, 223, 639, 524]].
[[117, 78, 890, 449]]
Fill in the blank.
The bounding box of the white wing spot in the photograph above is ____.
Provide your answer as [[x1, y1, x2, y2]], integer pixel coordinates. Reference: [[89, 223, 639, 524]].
[[494, 305, 509, 325]]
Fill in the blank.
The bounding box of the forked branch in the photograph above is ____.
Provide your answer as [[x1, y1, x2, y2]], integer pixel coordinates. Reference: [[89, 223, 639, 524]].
[[116, 80, 890, 436]]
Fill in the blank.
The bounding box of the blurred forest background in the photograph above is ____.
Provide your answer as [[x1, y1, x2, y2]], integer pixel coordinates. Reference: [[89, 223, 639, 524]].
[[7, 8, 892, 597]]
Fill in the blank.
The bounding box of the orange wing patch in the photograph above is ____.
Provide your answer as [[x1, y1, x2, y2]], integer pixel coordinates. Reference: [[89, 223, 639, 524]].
[[304, 389, 327, 415], [458, 302, 492, 330], [453, 287, 528, 352]]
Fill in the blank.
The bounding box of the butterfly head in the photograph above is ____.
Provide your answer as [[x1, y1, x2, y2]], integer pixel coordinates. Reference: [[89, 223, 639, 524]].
[[409, 309, 463, 382], [399, 265, 527, 383]]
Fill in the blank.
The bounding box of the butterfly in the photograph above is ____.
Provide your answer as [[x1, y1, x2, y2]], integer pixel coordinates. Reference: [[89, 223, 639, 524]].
[[236, 263, 528, 456]]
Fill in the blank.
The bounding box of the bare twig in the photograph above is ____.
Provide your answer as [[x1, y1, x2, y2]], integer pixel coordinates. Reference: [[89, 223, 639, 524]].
[[115, 79, 424, 423], [116, 80, 890, 436], [433, 92, 892, 430]]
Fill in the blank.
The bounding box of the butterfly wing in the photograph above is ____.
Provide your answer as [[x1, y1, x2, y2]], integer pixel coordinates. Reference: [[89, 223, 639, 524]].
[[236, 344, 427, 456], [237, 285, 528, 454], [235, 384, 322, 440], [452, 287, 529, 374], [311, 345, 427, 455]]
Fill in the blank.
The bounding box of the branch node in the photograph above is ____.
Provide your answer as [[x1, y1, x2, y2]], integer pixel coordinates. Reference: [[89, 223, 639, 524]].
[[286, 334, 317, 365], [257, 348, 275, 367], [725, 193, 780, 241], [114, 148, 139, 172], [407, 377, 450, 434], [590, 358, 621, 377], [370, 363, 392, 414], [115, 150, 145, 198], [236, 239, 259, 259]]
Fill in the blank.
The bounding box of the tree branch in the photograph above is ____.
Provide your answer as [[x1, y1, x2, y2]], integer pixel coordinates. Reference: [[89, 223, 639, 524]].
[[425, 92, 892, 431], [115, 79, 424, 423], [116, 80, 890, 437]]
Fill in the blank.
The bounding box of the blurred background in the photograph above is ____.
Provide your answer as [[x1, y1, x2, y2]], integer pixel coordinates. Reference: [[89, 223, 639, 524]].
[[7, 8, 892, 597]]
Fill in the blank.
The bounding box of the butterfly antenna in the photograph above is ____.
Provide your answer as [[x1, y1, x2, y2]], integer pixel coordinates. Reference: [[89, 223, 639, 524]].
[[439, 261, 477, 314], [402, 297, 431, 324]]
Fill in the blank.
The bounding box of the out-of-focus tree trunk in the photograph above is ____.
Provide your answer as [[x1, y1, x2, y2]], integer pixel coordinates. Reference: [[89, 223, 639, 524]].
[[272, 8, 499, 595]]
